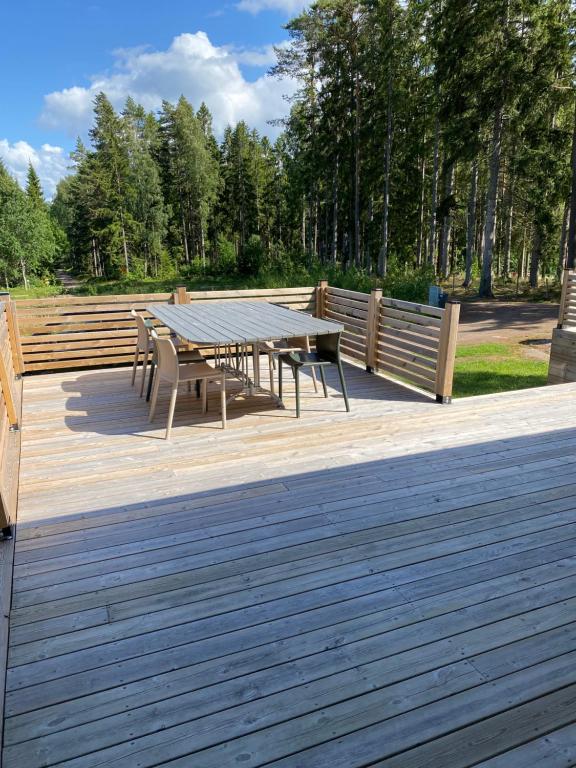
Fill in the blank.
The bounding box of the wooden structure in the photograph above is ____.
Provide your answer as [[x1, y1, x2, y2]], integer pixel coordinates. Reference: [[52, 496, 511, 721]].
[[15, 283, 460, 403], [549, 268, 576, 384], [4, 361, 576, 766], [317, 283, 460, 402], [15, 287, 316, 373]]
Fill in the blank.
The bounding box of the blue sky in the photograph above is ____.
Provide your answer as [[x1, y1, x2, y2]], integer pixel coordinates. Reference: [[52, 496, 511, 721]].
[[0, 0, 306, 196]]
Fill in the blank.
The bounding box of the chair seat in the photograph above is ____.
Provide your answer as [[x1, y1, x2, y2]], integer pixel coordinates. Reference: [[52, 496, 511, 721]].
[[279, 351, 331, 367], [176, 362, 223, 382]]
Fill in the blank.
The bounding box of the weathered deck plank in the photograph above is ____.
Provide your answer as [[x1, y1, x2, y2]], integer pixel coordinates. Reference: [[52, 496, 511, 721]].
[[5, 362, 576, 766]]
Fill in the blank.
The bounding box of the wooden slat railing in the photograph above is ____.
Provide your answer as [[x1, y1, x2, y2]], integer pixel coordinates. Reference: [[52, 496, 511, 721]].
[[557, 268, 576, 329], [0, 299, 22, 530], [317, 283, 460, 402], [16, 286, 316, 373]]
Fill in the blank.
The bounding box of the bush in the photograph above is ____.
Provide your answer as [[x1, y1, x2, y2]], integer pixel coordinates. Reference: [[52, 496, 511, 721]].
[[238, 235, 265, 275]]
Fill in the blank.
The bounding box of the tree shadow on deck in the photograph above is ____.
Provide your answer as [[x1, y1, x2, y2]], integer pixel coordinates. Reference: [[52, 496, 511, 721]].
[[8, 419, 576, 767], [58, 361, 431, 438]]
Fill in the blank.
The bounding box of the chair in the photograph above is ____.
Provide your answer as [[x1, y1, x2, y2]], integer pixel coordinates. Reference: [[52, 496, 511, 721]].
[[148, 332, 226, 439], [260, 336, 318, 395], [278, 332, 350, 418], [131, 310, 154, 397]]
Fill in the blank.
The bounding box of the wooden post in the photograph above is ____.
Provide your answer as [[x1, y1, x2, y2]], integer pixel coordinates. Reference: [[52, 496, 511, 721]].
[[173, 286, 189, 305], [435, 299, 460, 404], [315, 280, 328, 319], [365, 288, 382, 373], [5, 300, 24, 375], [0, 309, 18, 428], [558, 268, 572, 328]]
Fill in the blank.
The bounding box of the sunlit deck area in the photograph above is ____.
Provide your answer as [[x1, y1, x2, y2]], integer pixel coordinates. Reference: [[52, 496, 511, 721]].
[[5, 362, 576, 767]]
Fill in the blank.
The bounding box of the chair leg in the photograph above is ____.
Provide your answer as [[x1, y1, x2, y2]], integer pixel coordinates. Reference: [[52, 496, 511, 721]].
[[278, 358, 283, 401], [319, 367, 328, 398], [220, 372, 227, 429], [337, 360, 350, 412], [295, 368, 301, 418], [131, 348, 139, 386], [140, 349, 149, 397], [165, 387, 178, 440], [149, 375, 160, 422], [269, 353, 275, 395], [146, 361, 155, 402], [202, 379, 208, 414], [195, 379, 201, 398], [311, 367, 319, 393]]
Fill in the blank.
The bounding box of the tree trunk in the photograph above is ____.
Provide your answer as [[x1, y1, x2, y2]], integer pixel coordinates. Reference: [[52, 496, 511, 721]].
[[416, 154, 426, 268], [530, 222, 541, 288], [20, 258, 28, 291], [428, 118, 440, 269], [439, 163, 454, 278], [558, 199, 570, 279], [378, 72, 393, 278], [464, 159, 478, 287], [567, 97, 576, 268], [479, 107, 504, 298], [353, 71, 361, 268], [181, 211, 189, 263], [502, 168, 515, 280], [332, 154, 339, 264]]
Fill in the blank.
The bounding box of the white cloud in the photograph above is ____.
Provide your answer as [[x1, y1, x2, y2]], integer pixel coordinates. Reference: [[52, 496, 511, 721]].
[[0, 139, 69, 199], [236, 0, 307, 13], [40, 31, 296, 139]]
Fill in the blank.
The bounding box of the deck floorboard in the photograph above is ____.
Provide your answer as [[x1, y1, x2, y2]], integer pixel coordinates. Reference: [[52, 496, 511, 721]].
[[5, 362, 576, 766]]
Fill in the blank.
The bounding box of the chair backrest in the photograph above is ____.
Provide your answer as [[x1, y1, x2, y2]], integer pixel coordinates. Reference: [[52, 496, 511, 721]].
[[151, 330, 179, 383], [131, 309, 151, 352], [316, 332, 340, 363]]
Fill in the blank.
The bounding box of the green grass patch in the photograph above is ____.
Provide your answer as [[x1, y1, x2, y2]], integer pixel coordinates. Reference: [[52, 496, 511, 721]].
[[453, 342, 548, 397], [456, 343, 511, 358]]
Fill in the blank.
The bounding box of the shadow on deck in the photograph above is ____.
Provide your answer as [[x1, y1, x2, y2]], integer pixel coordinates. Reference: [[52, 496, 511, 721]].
[[6, 367, 576, 766]]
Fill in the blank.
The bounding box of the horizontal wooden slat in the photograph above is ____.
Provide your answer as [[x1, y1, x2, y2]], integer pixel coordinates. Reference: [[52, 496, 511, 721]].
[[381, 306, 443, 329], [325, 295, 370, 314], [378, 353, 438, 383], [377, 343, 437, 371], [327, 286, 371, 302], [380, 297, 445, 319], [379, 315, 442, 340], [325, 301, 368, 322], [16, 293, 172, 308], [325, 309, 367, 333], [380, 359, 437, 392]]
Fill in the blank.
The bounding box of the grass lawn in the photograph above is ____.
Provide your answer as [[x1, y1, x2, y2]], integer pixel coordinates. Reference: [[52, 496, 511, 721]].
[[453, 342, 549, 397]]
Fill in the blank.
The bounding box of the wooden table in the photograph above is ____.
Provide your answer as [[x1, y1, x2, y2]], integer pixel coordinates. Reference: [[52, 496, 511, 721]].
[[147, 301, 343, 404]]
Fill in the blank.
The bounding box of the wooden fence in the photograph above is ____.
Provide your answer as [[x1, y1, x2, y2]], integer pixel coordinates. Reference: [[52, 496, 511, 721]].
[[15, 286, 316, 373], [12, 283, 458, 400], [0, 299, 23, 530], [548, 268, 576, 384], [318, 282, 460, 402]]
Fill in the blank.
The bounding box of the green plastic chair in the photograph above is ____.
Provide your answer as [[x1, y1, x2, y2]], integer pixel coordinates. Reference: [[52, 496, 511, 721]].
[[278, 332, 350, 418]]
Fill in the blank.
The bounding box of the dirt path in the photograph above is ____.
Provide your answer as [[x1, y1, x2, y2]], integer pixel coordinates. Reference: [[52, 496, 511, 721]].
[[458, 300, 559, 360], [55, 269, 81, 291]]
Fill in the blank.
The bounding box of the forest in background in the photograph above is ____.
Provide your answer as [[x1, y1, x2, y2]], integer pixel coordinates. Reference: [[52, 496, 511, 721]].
[[0, 0, 575, 300]]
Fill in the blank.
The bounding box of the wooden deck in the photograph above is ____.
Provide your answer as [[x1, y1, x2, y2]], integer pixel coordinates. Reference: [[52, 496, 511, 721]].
[[5, 361, 576, 767]]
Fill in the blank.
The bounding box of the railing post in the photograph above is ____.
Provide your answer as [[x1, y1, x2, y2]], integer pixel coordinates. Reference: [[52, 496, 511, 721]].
[[315, 280, 328, 319], [435, 299, 460, 404], [0, 306, 18, 428], [558, 268, 572, 328], [365, 288, 382, 373], [173, 286, 189, 305], [5, 300, 24, 375]]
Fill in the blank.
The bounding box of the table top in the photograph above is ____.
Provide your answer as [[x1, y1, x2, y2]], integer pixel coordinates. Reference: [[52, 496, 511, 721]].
[[147, 301, 343, 345]]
